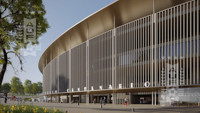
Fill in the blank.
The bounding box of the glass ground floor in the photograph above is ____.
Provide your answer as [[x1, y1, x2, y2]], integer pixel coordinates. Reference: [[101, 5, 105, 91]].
[[44, 86, 200, 106]]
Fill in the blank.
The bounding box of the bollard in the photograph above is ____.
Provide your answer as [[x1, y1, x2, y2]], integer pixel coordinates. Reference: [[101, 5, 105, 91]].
[[66, 111, 68, 113], [131, 108, 135, 112]]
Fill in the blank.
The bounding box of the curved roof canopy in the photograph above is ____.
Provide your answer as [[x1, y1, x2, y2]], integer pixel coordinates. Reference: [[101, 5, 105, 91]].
[[39, 0, 189, 73]]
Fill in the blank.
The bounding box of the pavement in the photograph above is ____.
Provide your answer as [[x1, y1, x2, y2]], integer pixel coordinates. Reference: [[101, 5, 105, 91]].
[[1, 100, 200, 113]]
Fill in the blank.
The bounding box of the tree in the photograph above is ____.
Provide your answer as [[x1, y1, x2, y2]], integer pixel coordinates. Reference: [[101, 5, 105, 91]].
[[0, 0, 49, 87], [36, 81, 42, 94], [31, 83, 38, 95], [24, 79, 32, 94], [10, 76, 24, 94], [1, 82, 11, 93]]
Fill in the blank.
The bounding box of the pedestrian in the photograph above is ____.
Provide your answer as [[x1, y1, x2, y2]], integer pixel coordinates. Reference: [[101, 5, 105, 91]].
[[124, 97, 128, 105], [78, 99, 80, 106], [103, 97, 106, 105], [100, 98, 103, 108], [60, 97, 63, 104], [4, 93, 7, 103], [13, 95, 16, 101], [4, 97, 7, 103], [93, 98, 96, 104]]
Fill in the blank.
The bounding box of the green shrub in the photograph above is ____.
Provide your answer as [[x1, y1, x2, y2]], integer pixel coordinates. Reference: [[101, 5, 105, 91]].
[[24, 98, 32, 102]]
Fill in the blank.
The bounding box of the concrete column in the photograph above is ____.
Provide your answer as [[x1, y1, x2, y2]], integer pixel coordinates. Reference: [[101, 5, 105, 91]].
[[152, 91, 154, 105], [86, 94, 90, 104], [107, 94, 111, 103], [90, 94, 93, 103], [86, 40, 90, 91], [129, 93, 132, 104], [69, 49, 71, 91], [112, 16, 116, 91], [155, 91, 157, 106], [69, 95, 72, 103], [112, 93, 117, 104], [66, 95, 69, 103], [79, 95, 81, 103], [58, 95, 60, 103]]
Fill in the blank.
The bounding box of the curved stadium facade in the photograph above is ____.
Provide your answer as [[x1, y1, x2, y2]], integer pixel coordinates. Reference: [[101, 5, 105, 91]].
[[39, 0, 200, 104]]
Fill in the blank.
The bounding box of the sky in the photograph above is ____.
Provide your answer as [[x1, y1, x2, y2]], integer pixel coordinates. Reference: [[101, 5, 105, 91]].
[[3, 0, 116, 84]]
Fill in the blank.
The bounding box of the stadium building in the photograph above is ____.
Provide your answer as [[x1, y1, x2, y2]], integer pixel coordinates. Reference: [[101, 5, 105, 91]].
[[39, 0, 200, 105]]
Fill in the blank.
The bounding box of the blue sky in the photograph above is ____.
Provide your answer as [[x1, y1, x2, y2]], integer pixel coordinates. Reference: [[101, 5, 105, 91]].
[[3, 0, 116, 84]]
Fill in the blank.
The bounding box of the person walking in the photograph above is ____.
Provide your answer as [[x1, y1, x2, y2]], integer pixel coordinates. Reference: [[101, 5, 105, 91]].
[[124, 97, 128, 106], [100, 98, 103, 108], [93, 98, 96, 104], [103, 97, 107, 105], [60, 98, 63, 104], [78, 99, 80, 106], [4, 96, 7, 103], [4, 93, 7, 103]]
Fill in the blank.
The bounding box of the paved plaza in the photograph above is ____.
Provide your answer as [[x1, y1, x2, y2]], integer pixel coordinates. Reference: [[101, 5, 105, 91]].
[[2, 100, 200, 113]]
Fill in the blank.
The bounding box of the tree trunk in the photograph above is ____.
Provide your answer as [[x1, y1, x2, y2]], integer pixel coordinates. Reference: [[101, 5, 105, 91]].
[[0, 48, 7, 87]]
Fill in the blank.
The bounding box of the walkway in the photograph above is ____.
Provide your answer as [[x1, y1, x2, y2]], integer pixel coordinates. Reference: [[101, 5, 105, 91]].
[[2, 100, 200, 113]]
